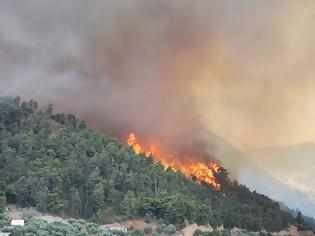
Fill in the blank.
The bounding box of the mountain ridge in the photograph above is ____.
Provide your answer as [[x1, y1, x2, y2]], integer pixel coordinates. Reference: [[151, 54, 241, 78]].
[[197, 129, 315, 219], [247, 142, 315, 217], [0, 96, 312, 233]]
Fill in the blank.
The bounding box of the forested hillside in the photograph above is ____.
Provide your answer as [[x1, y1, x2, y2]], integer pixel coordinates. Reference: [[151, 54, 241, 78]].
[[0, 97, 310, 232]]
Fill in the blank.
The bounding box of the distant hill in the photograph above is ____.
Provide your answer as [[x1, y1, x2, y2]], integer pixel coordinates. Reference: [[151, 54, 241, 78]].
[[0, 96, 312, 232], [248, 143, 315, 217], [279, 202, 315, 229], [200, 129, 315, 219]]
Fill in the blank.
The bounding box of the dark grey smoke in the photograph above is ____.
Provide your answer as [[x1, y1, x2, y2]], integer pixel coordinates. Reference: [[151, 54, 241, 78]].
[[0, 0, 219, 153], [1, 0, 315, 216], [1, 0, 314, 161], [0, 0, 282, 152], [2, 0, 314, 151]]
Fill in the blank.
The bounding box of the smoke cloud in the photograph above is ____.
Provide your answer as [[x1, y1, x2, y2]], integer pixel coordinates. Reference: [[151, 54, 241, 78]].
[[1, 0, 315, 158]]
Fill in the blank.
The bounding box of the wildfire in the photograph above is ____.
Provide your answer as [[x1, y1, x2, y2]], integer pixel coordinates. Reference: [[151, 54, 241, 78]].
[[182, 162, 221, 190], [126, 133, 221, 190], [127, 133, 142, 154]]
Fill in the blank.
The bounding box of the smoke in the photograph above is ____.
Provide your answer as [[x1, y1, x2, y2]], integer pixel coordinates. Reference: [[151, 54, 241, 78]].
[[1, 0, 315, 158]]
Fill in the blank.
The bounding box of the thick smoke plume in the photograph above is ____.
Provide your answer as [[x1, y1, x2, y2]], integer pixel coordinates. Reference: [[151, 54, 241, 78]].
[[1, 0, 315, 167]]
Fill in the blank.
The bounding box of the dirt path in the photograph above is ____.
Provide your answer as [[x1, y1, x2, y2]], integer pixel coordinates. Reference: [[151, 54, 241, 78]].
[[6, 204, 67, 223]]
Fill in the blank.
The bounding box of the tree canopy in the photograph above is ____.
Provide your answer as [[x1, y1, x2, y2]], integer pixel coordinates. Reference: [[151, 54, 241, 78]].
[[0, 97, 310, 232]]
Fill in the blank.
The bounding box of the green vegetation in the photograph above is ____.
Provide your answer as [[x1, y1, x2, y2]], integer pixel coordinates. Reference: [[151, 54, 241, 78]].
[[296, 211, 313, 231], [155, 224, 164, 234], [130, 229, 144, 236], [0, 215, 104, 236], [143, 225, 152, 234], [164, 224, 176, 235], [0, 213, 9, 229], [0, 196, 6, 213], [0, 97, 311, 232], [280, 203, 315, 231]]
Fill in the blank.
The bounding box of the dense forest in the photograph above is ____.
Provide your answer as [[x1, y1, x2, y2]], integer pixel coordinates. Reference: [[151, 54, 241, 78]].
[[0, 97, 311, 233]]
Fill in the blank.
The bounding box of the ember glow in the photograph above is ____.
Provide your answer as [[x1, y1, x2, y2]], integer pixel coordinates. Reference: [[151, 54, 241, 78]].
[[127, 133, 221, 190]]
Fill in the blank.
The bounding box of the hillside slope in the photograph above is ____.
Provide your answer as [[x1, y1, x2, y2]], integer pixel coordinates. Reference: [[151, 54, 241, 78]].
[[248, 143, 315, 217], [199, 128, 315, 219], [0, 97, 311, 232]]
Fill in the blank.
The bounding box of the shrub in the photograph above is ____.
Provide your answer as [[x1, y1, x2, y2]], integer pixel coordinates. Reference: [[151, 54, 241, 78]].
[[67, 218, 77, 224], [143, 225, 153, 234], [144, 214, 152, 223], [131, 229, 144, 236], [193, 229, 212, 236], [220, 230, 231, 236], [0, 213, 9, 228], [87, 224, 100, 234], [164, 224, 176, 235], [156, 224, 164, 233], [210, 230, 220, 236], [157, 218, 165, 225], [78, 219, 86, 224], [107, 230, 126, 236]]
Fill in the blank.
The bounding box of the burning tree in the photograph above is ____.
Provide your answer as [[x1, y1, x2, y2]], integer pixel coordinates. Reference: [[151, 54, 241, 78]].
[[127, 133, 223, 190]]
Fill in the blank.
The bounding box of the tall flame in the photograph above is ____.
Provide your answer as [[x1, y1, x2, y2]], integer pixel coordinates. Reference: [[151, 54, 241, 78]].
[[127, 133, 221, 190], [127, 133, 142, 154]]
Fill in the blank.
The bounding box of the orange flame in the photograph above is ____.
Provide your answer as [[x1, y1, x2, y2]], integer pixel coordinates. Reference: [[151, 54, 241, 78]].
[[127, 133, 142, 154], [127, 133, 221, 190]]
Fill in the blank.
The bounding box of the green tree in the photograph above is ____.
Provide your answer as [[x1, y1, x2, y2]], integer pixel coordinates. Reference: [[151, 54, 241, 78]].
[[0, 195, 6, 213], [296, 211, 304, 224], [0, 97, 302, 232], [120, 191, 140, 218], [47, 192, 64, 214], [68, 187, 82, 217], [35, 187, 49, 212]]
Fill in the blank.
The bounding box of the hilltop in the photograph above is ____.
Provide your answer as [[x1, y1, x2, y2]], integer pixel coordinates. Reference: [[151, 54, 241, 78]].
[[0, 97, 313, 234]]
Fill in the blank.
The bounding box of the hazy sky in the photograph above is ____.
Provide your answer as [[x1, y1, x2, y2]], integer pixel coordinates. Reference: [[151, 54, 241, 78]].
[[0, 0, 315, 150]]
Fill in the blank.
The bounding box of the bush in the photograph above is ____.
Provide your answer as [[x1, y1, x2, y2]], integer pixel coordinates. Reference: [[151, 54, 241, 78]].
[[164, 224, 176, 235], [210, 230, 220, 236], [143, 225, 153, 234], [176, 222, 186, 230], [78, 219, 86, 224], [67, 218, 77, 224], [193, 229, 212, 236], [131, 229, 144, 236], [156, 224, 164, 233], [144, 214, 152, 223], [118, 215, 129, 222], [193, 229, 203, 236], [1, 217, 109, 236], [1, 226, 14, 234], [107, 230, 126, 236], [0, 213, 9, 228], [157, 218, 165, 225], [87, 223, 100, 234], [220, 230, 231, 236]]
